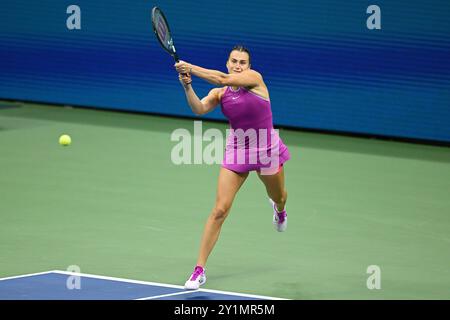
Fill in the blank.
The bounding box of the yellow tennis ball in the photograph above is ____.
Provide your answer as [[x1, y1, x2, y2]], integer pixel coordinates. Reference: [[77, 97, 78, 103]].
[[59, 134, 71, 146]]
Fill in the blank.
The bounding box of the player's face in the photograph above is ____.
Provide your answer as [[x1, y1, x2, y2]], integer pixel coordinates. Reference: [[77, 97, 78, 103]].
[[227, 51, 250, 74]]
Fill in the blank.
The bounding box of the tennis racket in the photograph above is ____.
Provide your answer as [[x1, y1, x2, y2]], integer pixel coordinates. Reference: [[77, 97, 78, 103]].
[[151, 6, 180, 63]]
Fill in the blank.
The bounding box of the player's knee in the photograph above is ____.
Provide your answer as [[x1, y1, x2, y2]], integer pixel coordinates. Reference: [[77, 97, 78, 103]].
[[211, 205, 230, 222]]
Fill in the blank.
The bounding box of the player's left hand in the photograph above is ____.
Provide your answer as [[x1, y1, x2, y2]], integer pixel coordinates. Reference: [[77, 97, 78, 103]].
[[178, 73, 192, 87], [175, 61, 192, 74]]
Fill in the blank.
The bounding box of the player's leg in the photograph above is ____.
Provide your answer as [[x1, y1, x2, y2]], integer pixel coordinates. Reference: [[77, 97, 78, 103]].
[[197, 167, 249, 266], [257, 166, 287, 211], [257, 166, 288, 232], [185, 167, 249, 289]]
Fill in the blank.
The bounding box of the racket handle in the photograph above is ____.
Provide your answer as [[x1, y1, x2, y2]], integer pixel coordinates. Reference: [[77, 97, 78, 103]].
[[173, 53, 180, 63], [173, 54, 188, 75]]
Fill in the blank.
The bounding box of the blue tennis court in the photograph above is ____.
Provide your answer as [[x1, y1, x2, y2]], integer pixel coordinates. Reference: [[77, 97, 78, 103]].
[[0, 271, 283, 300]]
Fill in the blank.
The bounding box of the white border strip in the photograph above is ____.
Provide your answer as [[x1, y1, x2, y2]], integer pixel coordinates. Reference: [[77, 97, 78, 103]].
[[52, 270, 185, 290], [136, 291, 194, 300], [53, 270, 287, 300], [197, 288, 287, 300], [138, 289, 287, 301], [1, 270, 288, 300], [0, 270, 58, 282]]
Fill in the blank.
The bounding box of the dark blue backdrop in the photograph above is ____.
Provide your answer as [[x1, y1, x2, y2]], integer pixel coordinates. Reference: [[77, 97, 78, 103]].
[[1, 1, 449, 142]]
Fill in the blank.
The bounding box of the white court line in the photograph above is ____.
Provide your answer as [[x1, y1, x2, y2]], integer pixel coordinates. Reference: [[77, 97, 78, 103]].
[[52, 270, 288, 300], [136, 291, 195, 300], [0, 270, 288, 300], [137, 289, 287, 301], [0, 270, 58, 282], [195, 288, 287, 300], [52, 270, 185, 290]]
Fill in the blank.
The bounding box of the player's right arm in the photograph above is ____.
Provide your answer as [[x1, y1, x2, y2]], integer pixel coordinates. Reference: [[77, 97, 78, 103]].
[[179, 73, 220, 116]]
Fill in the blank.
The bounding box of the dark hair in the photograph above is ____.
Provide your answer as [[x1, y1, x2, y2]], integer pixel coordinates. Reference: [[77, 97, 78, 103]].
[[229, 45, 251, 65]]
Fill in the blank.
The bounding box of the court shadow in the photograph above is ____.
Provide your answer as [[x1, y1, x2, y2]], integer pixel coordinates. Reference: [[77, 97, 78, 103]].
[[2, 100, 448, 164], [0, 100, 223, 136], [0, 100, 23, 108], [280, 126, 450, 164]]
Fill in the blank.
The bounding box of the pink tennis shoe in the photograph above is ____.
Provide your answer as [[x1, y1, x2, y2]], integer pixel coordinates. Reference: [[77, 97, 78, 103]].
[[184, 265, 206, 290], [270, 198, 287, 232]]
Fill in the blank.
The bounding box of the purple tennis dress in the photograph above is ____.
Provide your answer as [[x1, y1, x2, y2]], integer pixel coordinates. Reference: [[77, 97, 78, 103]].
[[220, 86, 290, 175]]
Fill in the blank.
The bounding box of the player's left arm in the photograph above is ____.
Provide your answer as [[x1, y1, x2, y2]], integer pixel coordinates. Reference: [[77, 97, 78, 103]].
[[218, 69, 262, 88], [175, 61, 262, 88]]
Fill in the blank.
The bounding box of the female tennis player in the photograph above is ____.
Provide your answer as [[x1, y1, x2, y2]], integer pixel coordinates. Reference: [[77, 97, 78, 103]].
[[175, 45, 290, 290]]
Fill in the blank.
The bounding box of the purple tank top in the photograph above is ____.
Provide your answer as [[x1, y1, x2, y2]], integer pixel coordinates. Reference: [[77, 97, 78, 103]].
[[220, 86, 290, 173], [221, 86, 272, 131]]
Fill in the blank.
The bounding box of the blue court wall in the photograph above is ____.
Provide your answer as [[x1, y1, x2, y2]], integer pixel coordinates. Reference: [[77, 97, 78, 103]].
[[1, 1, 449, 142]]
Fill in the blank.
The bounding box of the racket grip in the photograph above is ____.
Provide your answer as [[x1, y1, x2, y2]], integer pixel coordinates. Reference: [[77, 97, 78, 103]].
[[173, 54, 188, 76]]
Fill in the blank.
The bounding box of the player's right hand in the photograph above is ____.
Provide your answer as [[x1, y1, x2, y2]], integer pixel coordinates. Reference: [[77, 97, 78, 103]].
[[179, 73, 192, 87]]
